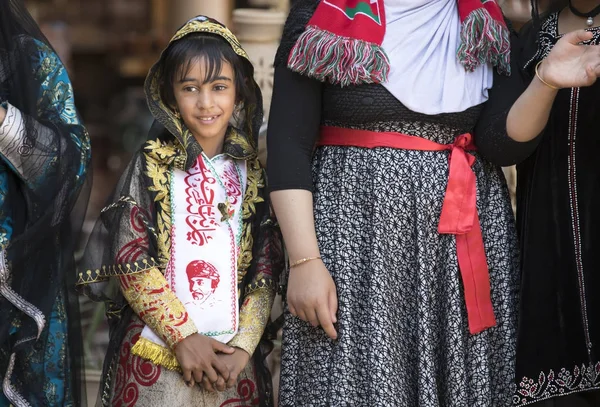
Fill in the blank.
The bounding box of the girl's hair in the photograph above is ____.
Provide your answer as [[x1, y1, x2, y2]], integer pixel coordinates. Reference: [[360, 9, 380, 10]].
[[158, 33, 256, 110]]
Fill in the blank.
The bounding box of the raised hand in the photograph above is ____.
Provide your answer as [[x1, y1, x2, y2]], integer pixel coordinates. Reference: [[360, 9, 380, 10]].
[[539, 30, 600, 89], [287, 258, 338, 340], [174, 333, 235, 388]]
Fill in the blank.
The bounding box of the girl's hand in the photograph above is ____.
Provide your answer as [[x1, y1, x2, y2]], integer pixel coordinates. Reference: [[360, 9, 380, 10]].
[[287, 259, 338, 340], [174, 333, 235, 388], [202, 348, 251, 391], [540, 30, 600, 88]]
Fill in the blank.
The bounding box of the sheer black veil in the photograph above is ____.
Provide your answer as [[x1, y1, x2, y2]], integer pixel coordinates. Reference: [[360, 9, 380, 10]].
[[0, 0, 91, 405]]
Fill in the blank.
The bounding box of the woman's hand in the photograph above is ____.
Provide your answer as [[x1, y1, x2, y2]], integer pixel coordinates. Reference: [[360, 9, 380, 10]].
[[202, 347, 251, 391], [287, 259, 338, 340], [540, 30, 600, 88], [174, 333, 235, 388]]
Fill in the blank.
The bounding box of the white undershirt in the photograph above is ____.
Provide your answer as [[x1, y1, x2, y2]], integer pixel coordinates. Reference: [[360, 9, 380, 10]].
[[381, 0, 493, 114]]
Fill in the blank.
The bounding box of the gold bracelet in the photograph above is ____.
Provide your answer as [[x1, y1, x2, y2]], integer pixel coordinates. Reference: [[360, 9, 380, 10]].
[[535, 61, 559, 90], [289, 256, 321, 268]]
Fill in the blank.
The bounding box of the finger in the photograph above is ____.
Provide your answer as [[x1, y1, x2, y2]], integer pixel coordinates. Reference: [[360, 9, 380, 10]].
[[186, 379, 195, 388], [585, 65, 598, 85], [563, 29, 594, 45], [227, 373, 237, 388], [329, 289, 338, 324], [182, 368, 192, 384], [296, 308, 309, 322], [204, 365, 219, 384], [215, 375, 227, 392], [212, 358, 231, 382], [288, 303, 298, 317], [316, 302, 337, 340], [304, 308, 319, 327], [212, 340, 235, 355], [227, 365, 243, 388], [202, 376, 215, 392], [588, 61, 600, 78], [192, 368, 204, 385]]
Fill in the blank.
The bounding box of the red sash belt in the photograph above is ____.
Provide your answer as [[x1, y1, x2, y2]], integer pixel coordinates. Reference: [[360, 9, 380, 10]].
[[318, 126, 496, 335]]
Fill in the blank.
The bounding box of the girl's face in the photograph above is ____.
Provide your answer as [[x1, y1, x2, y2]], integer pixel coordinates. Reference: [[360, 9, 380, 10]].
[[173, 58, 236, 148]]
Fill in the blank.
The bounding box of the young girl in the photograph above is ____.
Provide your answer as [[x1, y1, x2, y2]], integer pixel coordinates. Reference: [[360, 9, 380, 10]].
[[79, 16, 283, 407]]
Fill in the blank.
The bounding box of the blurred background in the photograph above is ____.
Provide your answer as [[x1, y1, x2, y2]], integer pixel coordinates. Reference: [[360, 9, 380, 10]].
[[23, 0, 535, 403]]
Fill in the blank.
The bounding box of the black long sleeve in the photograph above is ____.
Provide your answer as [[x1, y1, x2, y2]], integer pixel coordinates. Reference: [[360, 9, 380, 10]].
[[267, 0, 322, 192], [473, 23, 543, 167], [266, 67, 323, 192]]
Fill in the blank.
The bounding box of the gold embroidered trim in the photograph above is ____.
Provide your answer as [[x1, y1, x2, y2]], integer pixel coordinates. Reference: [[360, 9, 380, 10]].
[[77, 257, 162, 285], [237, 160, 265, 284], [131, 337, 181, 372], [228, 287, 274, 356], [144, 139, 176, 263], [244, 278, 276, 296], [170, 20, 248, 60], [121, 267, 198, 348], [225, 127, 256, 160]]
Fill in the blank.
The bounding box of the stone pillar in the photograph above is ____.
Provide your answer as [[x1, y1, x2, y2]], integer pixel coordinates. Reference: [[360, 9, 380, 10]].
[[233, 8, 286, 121], [233, 8, 285, 167], [168, 0, 234, 33]]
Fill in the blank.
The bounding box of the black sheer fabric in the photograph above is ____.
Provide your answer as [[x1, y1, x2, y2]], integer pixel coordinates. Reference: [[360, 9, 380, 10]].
[[0, 0, 91, 405]]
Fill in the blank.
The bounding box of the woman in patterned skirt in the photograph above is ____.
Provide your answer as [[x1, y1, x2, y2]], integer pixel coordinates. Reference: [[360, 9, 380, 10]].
[[507, 0, 600, 404], [267, 0, 536, 405]]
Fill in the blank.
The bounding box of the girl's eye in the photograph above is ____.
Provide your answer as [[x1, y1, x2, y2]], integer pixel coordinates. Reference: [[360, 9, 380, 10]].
[[214, 85, 227, 91], [184, 86, 197, 92]]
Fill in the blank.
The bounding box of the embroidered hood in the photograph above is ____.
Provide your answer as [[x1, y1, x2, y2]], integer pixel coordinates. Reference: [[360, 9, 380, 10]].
[[144, 16, 263, 170]]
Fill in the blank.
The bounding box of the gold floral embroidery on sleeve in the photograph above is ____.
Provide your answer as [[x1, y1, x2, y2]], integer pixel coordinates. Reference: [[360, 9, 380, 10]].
[[236, 159, 265, 284], [119, 267, 197, 349], [228, 288, 275, 356], [144, 139, 177, 264]]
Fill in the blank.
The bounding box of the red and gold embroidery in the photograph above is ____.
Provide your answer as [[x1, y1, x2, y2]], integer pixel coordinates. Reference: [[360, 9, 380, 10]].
[[120, 268, 197, 350]]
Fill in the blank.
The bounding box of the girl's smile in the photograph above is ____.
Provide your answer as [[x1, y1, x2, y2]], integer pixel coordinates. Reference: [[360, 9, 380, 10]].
[[173, 58, 236, 157]]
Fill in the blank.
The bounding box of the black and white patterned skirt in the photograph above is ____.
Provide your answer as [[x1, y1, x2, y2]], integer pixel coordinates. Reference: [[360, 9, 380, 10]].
[[278, 145, 519, 406]]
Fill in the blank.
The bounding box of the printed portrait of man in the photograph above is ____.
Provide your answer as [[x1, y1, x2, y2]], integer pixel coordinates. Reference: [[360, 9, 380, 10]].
[[185, 260, 220, 305]]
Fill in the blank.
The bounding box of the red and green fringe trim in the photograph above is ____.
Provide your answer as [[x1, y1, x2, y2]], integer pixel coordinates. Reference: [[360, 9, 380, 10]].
[[457, 8, 511, 75], [287, 25, 390, 87]]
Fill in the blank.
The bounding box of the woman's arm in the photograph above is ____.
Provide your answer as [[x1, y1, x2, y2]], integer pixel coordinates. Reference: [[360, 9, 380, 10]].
[[0, 42, 89, 202], [474, 21, 542, 166], [507, 30, 600, 142], [267, 67, 338, 340]]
